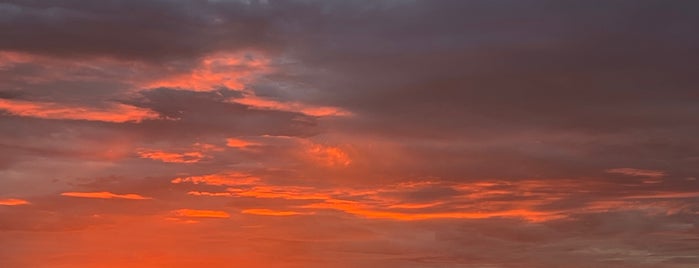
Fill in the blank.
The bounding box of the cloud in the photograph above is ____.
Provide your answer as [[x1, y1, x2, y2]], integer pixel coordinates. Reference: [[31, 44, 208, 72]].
[[225, 137, 259, 149], [0, 98, 159, 123], [171, 209, 230, 218], [0, 198, 29, 206], [606, 168, 666, 178], [60, 191, 151, 200], [142, 51, 271, 91], [1, 1, 698, 267], [137, 150, 204, 163], [241, 208, 309, 216], [230, 94, 352, 117], [171, 172, 260, 186]]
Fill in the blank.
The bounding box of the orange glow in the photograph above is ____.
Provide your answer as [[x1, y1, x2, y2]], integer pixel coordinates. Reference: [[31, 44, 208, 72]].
[[231, 94, 352, 117], [0, 198, 30, 206], [186, 191, 232, 197], [171, 209, 230, 218], [231, 186, 330, 200], [306, 143, 352, 167], [225, 137, 259, 148], [193, 142, 225, 152], [300, 199, 561, 222], [171, 172, 260, 186], [181, 178, 578, 222], [0, 99, 159, 123], [137, 150, 204, 163], [61, 191, 151, 200], [144, 52, 269, 91], [241, 208, 310, 216]]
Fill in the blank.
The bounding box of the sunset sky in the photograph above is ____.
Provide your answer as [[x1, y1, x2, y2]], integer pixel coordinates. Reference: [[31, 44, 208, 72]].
[[1, 1, 699, 267]]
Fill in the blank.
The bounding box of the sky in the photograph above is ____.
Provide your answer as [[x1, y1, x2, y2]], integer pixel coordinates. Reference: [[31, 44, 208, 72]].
[[0, 0, 698, 267]]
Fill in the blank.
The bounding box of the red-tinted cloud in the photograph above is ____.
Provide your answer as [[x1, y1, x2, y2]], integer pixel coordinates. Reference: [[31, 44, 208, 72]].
[[0, 198, 30, 206], [60, 192, 151, 200], [0, 99, 159, 123]]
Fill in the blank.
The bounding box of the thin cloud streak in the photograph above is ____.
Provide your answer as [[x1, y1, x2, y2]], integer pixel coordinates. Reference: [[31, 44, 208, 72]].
[[60, 192, 152, 200], [0, 99, 159, 123], [0, 198, 30, 206]]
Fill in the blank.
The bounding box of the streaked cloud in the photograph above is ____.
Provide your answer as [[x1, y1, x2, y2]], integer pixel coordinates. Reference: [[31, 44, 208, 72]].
[[225, 137, 259, 149], [241, 208, 310, 216], [171, 172, 260, 186], [137, 150, 204, 163], [171, 209, 230, 218], [606, 168, 666, 178], [1, 1, 698, 267], [230, 94, 352, 117], [0, 198, 30, 206], [60, 191, 151, 200], [0, 99, 159, 123]]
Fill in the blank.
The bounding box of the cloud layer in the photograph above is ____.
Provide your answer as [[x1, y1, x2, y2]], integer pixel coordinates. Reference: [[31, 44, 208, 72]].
[[1, 1, 698, 267]]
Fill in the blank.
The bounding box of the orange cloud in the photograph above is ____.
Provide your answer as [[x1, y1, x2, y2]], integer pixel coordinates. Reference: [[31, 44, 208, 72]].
[[606, 168, 666, 178], [230, 94, 352, 117], [61, 191, 151, 200], [306, 143, 352, 167], [225, 138, 259, 149], [217, 179, 612, 222], [183, 175, 699, 222], [241, 208, 310, 216], [0, 99, 159, 123], [187, 191, 232, 197], [300, 200, 560, 222], [137, 150, 204, 163], [172, 209, 230, 218], [231, 186, 329, 200], [171, 172, 260, 186], [622, 192, 699, 199], [0, 198, 30, 206], [143, 51, 269, 91]]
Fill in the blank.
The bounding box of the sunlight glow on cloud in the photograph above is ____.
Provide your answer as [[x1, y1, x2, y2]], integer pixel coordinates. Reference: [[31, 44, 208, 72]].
[[2, 1, 698, 267], [137, 150, 205, 163], [306, 143, 352, 167], [60, 192, 151, 200], [225, 137, 259, 149], [0, 198, 30, 206], [143, 51, 269, 91], [171, 209, 230, 218], [0, 99, 160, 123], [230, 94, 352, 117], [242, 208, 310, 216], [171, 172, 260, 186]]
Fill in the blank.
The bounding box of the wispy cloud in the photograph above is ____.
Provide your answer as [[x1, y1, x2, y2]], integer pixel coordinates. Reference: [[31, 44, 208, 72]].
[[0, 99, 159, 123], [60, 192, 151, 200], [242, 208, 310, 216], [171, 209, 230, 218], [606, 168, 666, 178], [137, 150, 204, 163], [0, 198, 30, 206]]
